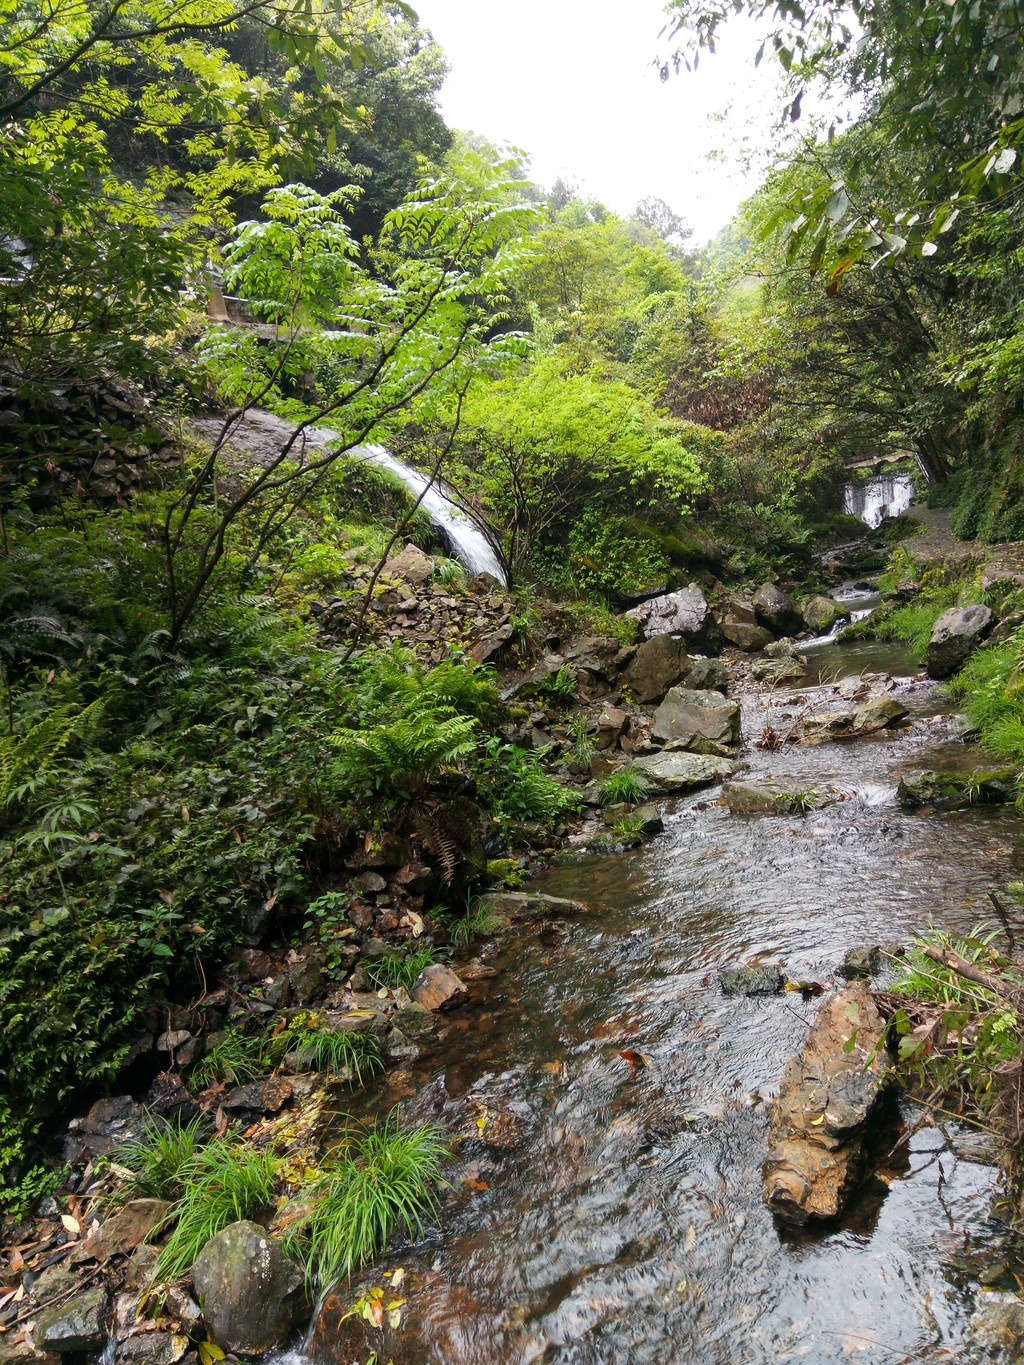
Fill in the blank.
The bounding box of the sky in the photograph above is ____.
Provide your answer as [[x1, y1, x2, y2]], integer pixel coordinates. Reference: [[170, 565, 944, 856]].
[[413, 0, 789, 244]]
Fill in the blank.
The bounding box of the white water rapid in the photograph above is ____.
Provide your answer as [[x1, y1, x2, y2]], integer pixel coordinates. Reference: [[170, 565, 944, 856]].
[[843, 473, 916, 529]]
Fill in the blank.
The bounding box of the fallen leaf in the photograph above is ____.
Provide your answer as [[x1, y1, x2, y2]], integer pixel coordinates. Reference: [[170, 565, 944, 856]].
[[387, 1309, 402, 1329], [9, 1250, 24, 1272], [685, 1225, 696, 1250], [619, 1049, 649, 1069], [464, 1178, 489, 1191], [811, 1114, 826, 1126], [60, 1215, 80, 1236], [389, 1269, 406, 1289], [407, 911, 424, 938]]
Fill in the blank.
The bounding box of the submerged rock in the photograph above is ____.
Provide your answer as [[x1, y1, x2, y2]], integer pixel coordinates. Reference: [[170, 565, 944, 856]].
[[897, 766, 1017, 809], [192, 1220, 302, 1355], [839, 945, 882, 979], [720, 965, 784, 996], [651, 687, 741, 747], [969, 1290, 1024, 1356], [630, 750, 736, 794], [926, 603, 994, 678], [474, 891, 588, 922], [762, 982, 890, 1225]]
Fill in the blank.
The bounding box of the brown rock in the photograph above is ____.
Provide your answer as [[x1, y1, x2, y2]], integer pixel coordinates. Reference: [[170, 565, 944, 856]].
[[595, 706, 627, 751], [383, 542, 433, 584], [411, 963, 468, 1011], [762, 982, 890, 1225], [621, 634, 690, 704], [80, 1199, 172, 1262]]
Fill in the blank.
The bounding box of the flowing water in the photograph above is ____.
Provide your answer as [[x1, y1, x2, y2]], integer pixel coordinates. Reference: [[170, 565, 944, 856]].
[[299, 644, 1024, 1365], [844, 475, 917, 529]]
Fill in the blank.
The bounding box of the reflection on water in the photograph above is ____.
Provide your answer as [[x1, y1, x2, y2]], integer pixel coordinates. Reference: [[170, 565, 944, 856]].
[[309, 652, 1024, 1365]]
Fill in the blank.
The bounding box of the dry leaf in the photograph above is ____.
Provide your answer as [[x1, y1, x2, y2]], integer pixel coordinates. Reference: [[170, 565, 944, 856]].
[[387, 1308, 402, 1329], [60, 1215, 80, 1236], [9, 1249, 24, 1272], [684, 1225, 696, 1250], [389, 1268, 406, 1289]]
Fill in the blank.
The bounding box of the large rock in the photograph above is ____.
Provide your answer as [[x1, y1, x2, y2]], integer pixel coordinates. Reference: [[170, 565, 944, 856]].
[[926, 603, 994, 678], [751, 654, 807, 684], [652, 687, 741, 746], [719, 619, 773, 652], [720, 965, 783, 996], [35, 1287, 110, 1353], [411, 963, 467, 1011], [192, 1221, 302, 1355], [762, 982, 890, 1224], [752, 582, 802, 634], [801, 595, 844, 633], [626, 584, 709, 639], [897, 766, 1017, 808], [80, 1199, 171, 1261], [683, 657, 729, 694], [720, 779, 842, 815], [383, 542, 433, 584], [621, 634, 689, 704], [969, 1291, 1024, 1356], [630, 751, 736, 794], [801, 696, 908, 743]]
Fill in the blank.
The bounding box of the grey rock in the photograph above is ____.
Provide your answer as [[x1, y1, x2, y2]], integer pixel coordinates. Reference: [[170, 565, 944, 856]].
[[630, 750, 736, 793], [116, 1334, 189, 1365], [263, 973, 291, 1009], [620, 633, 690, 704], [595, 706, 627, 750], [384, 1026, 422, 1063], [631, 804, 664, 835], [720, 965, 784, 996], [288, 953, 325, 1007], [393, 1003, 436, 1037], [720, 780, 841, 815], [926, 604, 995, 678], [383, 542, 433, 584], [652, 687, 741, 746], [35, 1287, 110, 1352], [801, 697, 909, 743], [191, 1221, 302, 1355], [474, 890, 588, 921], [351, 872, 386, 895], [752, 583, 802, 634], [802, 595, 844, 633], [720, 620, 773, 652], [683, 657, 729, 693], [897, 766, 1017, 809], [626, 584, 709, 638], [840, 946, 881, 979], [358, 936, 389, 962], [751, 656, 808, 684]]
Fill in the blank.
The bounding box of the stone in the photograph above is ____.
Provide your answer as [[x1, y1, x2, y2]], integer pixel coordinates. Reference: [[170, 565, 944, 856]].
[[683, 657, 729, 693], [720, 620, 773, 652], [751, 655, 807, 684], [468, 571, 502, 593], [720, 965, 784, 996], [474, 891, 588, 921], [64, 1094, 147, 1162], [383, 542, 433, 584], [626, 584, 709, 639], [897, 766, 1017, 808], [800, 697, 909, 743], [411, 963, 467, 1011], [288, 953, 325, 1006], [146, 1073, 199, 1123], [384, 1026, 422, 1063], [969, 1290, 1024, 1356], [752, 582, 802, 634], [801, 595, 844, 633], [762, 982, 890, 1225], [468, 625, 512, 664], [631, 804, 664, 835], [926, 603, 994, 678], [839, 946, 881, 979], [155, 1028, 191, 1054], [595, 706, 627, 750], [35, 1287, 110, 1353], [263, 973, 291, 1009], [720, 780, 841, 815], [222, 1077, 293, 1114], [620, 634, 690, 704], [664, 734, 734, 758], [80, 1199, 172, 1261], [191, 1221, 303, 1355], [116, 1335, 189, 1365], [393, 1003, 436, 1037], [124, 1245, 160, 1290], [723, 599, 758, 626], [358, 936, 388, 961], [651, 687, 741, 747], [351, 871, 386, 895], [630, 750, 736, 794]]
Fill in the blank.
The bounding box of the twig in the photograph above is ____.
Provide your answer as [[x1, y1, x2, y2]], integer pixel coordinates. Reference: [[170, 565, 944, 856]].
[[921, 946, 1024, 1010], [988, 890, 1016, 957]]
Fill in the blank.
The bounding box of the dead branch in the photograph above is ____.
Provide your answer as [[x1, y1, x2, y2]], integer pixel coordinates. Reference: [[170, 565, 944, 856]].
[[922, 946, 1024, 1010]]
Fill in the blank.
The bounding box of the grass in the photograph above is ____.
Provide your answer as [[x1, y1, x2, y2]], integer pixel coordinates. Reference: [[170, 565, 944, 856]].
[[891, 922, 1007, 1010], [272, 1024, 384, 1084], [946, 634, 1024, 766], [430, 558, 465, 589], [599, 769, 651, 807], [566, 716, 593, 771], [115, 1116, 209, 1201], [283, 1114, 448, 1290], [368, 944, 438, 991], [155, 1139, 278, 1280], [188, 1029, 267, 1091]]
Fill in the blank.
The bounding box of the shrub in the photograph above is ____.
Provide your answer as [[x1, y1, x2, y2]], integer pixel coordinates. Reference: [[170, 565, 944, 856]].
[[475, 737, 580, 825]]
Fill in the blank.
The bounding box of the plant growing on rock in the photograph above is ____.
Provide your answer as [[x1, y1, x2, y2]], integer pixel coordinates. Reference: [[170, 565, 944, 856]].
[[368, 946, 438, 991], [116, 1117, 210, 1202], [155, 1140, 278, 1279], [599, 769, 651, 807], [271, 1023, 383, 1084], [188, 1032, 267, 1092]]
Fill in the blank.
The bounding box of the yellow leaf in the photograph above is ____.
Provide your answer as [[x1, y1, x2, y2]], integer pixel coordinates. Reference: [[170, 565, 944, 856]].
[[476, 1115, 487, 1131], [685, 1225, 696, 1250], [387, 1309, 402, 1329], [389, 1268, 406, 1288], [811, 1114, 826, 1125], [384, 1299, 406, 1311]]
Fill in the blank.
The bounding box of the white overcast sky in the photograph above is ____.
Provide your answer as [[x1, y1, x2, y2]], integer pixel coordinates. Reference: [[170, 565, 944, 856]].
[[413, 0, 790, 243]]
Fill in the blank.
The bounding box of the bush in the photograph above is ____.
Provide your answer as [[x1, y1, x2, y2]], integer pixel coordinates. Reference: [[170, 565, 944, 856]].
[[599, 769, 651, 806]]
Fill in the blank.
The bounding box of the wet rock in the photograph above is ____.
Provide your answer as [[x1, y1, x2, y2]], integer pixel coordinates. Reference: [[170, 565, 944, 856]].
[[191, 1221, 302, 1355], [411, 963, 467, 1011], [288, 952, 325, 1006], [664, 733, 734, 758], [146, 1073, 199, 1123], [263, 973, 291, 1009], [35, 1286, 110, 1352], [720, 965, 784, 996], [64, 1095, 147, 1162], [631, 750, 736, 793], [80, 1199, 171, 1261], [801, 595, 844, 633], [969, 1290, 1024, 1356], [926, 603, 994, 679], [468, 623, 513, 664], [651, 687, 741, 747], [620, 634, 690, 704], [116, 1334, 190, 1365], [626, 584, 709, 639], [124, 1244, 160, 1290], [751, 655, 808, 684], [683, 657, 729, 694], [720, 780, 840, 815], [462, 1099, 525, 1149], [351, 871, 386, 895], [839, 946, 881, 979], [358, 935, 389, 961], [222, 1077, 292, 1115], [762, 982, 890, 1225], [801, 697, 908, 743], [474, 891, 588, 921], [897, 766, 1017, 809], [393, 1003, 436, 1037], [383, 542, 433, 584], [384, 1026, 422, 1063], [752, 582, 802, 635]]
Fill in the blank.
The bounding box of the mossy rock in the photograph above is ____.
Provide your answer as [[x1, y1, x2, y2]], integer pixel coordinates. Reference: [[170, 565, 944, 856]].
[[897, 767, 1018, 809]]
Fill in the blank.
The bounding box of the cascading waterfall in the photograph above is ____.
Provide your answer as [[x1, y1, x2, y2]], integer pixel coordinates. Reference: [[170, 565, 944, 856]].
[[843, 473, 916, 529]]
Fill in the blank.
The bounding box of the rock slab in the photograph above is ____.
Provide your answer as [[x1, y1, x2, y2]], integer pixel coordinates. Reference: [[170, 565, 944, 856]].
[[35, 1287, 110, 1352], [626, 585, 709, 638], [630, 750, 736, 793], [412, 963, 467, 1011], [926, 603, 994, 678], [652, 687, 741, 746], [192, 1220, 302, 1356], [762, 982, 889, 1225]]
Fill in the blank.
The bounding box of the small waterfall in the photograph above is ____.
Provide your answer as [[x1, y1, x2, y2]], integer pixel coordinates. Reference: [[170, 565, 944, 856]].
[[843, 473, 916, 529], [357, 444, 506, 584]]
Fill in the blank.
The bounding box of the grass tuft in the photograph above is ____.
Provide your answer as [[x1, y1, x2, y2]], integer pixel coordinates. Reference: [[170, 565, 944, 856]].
[[599, 769, 651, 807], [115, 1116, 209, 1201], [188, 1029, 266, 1091], [273, 1023, 384, 1084], [368, 945, 437, 991]]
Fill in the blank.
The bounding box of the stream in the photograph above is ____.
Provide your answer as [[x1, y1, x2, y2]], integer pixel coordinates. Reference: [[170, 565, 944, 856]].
[[297, 638, 1024, 1365]]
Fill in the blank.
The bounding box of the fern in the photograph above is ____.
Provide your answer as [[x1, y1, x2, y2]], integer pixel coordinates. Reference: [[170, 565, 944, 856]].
[[0, 702, 102, 811], [329, 711, 477, 792]]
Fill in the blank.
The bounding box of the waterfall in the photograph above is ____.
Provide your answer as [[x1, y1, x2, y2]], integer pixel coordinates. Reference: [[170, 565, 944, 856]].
[[843, 473, 916, 529]]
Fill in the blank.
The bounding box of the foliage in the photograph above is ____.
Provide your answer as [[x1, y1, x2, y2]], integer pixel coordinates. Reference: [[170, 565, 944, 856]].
[[947, 634, 1024, 767], [116, 1117, 211, 1202], [599, 770, 651, 807], [284, 1114, 447, 1289], [272, 1022, 383, 1084], [474, 737, 579, 828], [368, 945, 437, 991], [189, 1032, 267, 1092]]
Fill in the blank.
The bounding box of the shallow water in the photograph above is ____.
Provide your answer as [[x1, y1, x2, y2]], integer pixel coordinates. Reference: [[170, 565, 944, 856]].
[[308, 648, 1024, 1365]]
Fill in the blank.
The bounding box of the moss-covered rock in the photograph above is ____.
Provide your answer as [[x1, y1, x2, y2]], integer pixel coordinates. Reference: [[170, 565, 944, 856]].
[[897, 767, 1017, 808]]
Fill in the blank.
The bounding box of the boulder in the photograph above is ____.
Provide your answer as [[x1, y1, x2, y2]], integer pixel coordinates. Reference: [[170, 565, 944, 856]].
[[926, 603, 994, 678], [801, 595, 844, 633], [626, 584, 709, 639], [411, 963, 467, 1011], [720, 780, 841, 815], [752, 582, 802, 635], [222, 1077, 293, 1114], [468, 624, 513, 664], [897, 766, 1017, 808], [288, 953, 325, 1007], [191, 1221, 302, 1355], [80, 1198, 171, 1261], [393, 1003, 436, 1038], [719, 619, 774, 652], [595, 706, 627, 751], [800, 697, 908, 743], [722, 599, 758, 626], [720, 965, 783, 996], [630, 751, 736, 794], [116, 1334, 190, 1365], [762, 982, 890, 1225], [35, 1287, 110, 1353], [683, 657, 729, 694], [651, 687, 741, 747], [383, 542, 433, 584], [751, 655, 808, 684], [621, 634, 689, 704], [839, 946, 881, 979], [474, 891, 588, 921]]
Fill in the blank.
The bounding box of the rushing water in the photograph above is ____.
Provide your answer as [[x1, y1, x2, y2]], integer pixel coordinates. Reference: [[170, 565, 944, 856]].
[[843, 475, 917, 529], [298, 646, 1024, 1365]]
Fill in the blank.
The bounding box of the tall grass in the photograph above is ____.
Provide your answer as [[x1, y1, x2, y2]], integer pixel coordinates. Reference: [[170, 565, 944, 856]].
[[272, 1024, 383, 1084], [369, 945, 437, 991], [284, 1114, 448, 1289], [188, 1029, 266, 1091], [116, 1116, 209, 1201], [947, 634, 1024, 764], [600, 769, 651, 807]]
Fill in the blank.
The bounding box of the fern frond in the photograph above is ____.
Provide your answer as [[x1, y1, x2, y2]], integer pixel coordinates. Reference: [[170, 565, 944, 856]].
[[0, 700, 104, 810]]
